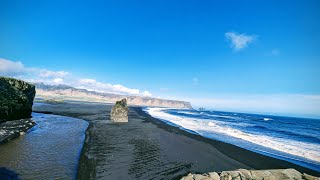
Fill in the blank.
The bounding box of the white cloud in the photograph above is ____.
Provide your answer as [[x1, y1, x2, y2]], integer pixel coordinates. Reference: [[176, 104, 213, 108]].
[[0, 58, 152, 96], [76, 78, 140, 95], [143, 91, 152, 97], [53, 78, 63, 84], [39, 70, 69, 78], [0, 58, 25, 75], [0, 58, 69, 84], [225, 32, 256, 51]]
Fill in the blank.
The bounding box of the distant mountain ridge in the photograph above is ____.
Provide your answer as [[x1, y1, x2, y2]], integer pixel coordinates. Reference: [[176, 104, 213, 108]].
[[34, 83, 192, 109]]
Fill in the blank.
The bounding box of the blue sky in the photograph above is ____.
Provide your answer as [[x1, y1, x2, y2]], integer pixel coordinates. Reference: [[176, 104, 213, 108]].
[[1, 0, 320, 117]]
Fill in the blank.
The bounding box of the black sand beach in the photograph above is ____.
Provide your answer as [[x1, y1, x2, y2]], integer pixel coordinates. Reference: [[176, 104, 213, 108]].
[[32, 102, 320, 179]]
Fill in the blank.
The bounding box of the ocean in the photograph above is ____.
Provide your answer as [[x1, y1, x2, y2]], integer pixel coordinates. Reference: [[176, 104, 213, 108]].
[[145, 107, 320, 172]]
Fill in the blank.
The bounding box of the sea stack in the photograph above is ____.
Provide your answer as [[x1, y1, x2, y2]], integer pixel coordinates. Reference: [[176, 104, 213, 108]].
[[0, 76, 36, 121], [110, 98, 129, 122]]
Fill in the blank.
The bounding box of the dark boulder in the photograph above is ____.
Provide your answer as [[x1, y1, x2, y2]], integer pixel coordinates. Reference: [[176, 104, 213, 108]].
[[0, 76, 36, 121]]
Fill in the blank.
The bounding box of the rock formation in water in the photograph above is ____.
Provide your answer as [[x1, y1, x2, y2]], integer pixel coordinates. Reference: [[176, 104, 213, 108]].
[[34, 83, 192, 109], [0, 118, 36, 144], [110, 99, 128, 122], [0, 76, 36, 121], [181, 169, 319, 180]]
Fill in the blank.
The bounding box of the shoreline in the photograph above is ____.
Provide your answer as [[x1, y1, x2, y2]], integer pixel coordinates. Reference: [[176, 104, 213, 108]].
[[135, 107, 320, 176], [31, 102, 320, 178]]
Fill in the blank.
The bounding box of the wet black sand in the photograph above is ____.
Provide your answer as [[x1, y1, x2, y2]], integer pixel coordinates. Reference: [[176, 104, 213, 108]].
[[32, 102, 320, 179]]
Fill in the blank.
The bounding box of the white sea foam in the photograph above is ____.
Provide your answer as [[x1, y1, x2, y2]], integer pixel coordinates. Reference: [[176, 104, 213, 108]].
[[207, 122, 216, 126], [145, 107, 320, 165], [177, 111, 199, 115], [263, 118, 272, 121]]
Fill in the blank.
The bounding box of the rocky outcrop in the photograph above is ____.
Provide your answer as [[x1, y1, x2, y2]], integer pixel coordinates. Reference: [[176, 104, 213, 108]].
[[0, 76, 36, 121], [35, 83, 192, 109], [110, 99, 128, 122], [0, 118, 36, 144], [181, 169, 320, 180]]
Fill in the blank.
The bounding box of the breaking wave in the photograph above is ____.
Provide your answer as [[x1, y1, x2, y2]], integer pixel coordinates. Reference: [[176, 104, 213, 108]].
[[144, 107, 320, 172]]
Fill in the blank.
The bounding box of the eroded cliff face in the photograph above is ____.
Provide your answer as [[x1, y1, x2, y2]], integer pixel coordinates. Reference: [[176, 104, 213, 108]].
[[35, 83, 192, 109], [0, 77, 36, 121]]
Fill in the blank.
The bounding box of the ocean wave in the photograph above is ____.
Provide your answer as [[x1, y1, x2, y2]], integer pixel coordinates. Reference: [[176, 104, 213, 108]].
[[248, 125, 320, 143], [175, 111, 199, 116], [251, 125, 268, 130], [263, 118, 272, 121], [145, 108, 320, 166], [200, 113, 237, 119]]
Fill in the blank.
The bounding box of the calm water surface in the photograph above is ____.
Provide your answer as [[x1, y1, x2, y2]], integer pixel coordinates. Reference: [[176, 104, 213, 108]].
[[0, 112, 88, 179]]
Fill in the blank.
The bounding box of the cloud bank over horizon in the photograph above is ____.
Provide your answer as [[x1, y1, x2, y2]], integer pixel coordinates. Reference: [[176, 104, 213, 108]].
[[0, 58, 152, 96], [1, 58, 319, 118], [185, 94, 320, 118]]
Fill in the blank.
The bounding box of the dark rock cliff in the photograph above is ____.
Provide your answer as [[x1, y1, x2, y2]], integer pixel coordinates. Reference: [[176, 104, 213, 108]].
[[0, 76, 36, 121]]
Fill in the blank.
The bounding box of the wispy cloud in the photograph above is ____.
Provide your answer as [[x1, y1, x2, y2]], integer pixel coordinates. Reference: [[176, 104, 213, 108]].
[[0, 58, 152, 96], [38, 70, 69, 78], [0, 58, 25, 75], [225, 31, 257, 51]]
